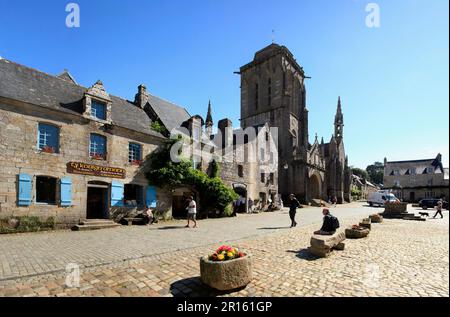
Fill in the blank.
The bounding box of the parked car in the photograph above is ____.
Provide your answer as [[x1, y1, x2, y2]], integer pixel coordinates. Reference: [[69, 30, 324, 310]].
[[367, 191, 398, 207], [418, 198, 449, 210]]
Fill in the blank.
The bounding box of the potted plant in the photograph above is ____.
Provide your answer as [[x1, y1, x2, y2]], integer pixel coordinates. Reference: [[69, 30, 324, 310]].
[[369, 214, 383, 223], [131, 159, 143, 166], [200, 245, 252, 291], [91, 153, 105, 160], [41, 145, 55, 154], [345, 225, 370, 239]]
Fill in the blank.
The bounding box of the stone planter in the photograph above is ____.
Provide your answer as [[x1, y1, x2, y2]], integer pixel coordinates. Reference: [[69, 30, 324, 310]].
[[384, 202, 408, 213], [200, 255, 252, 291], [345, 227, 370, 239], [369, 214, 383, 223], [359, 218, 372, 230]]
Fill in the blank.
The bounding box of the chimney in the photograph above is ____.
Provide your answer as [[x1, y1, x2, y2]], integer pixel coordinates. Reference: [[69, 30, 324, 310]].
[[135, 84, 149, 109], [218, 118, 233, 148]]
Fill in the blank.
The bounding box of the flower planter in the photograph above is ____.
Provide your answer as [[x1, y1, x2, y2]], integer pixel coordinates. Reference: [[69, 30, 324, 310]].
[[384, 202, 408, 213], [345, 227, 370, 239], [369, 214, 383, 223], [359, 218, 372, 230], [200, 255, 252, 291]]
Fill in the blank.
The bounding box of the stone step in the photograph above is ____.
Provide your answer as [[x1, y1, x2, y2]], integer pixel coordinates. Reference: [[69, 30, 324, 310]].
[[72, 220, 120, 231], [80, 219, 116, 226], [403, 216, 426, 222]]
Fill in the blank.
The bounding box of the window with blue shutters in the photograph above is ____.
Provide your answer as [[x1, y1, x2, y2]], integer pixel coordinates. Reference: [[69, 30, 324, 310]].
[[38, 123, 60, 153], [129, 143, 142, 163], [90, 134, 107, 160], [111, 181, 124, 207], [60, 177, 72, 207], [18, 174, 32, 206], [91, 100, 107, 120], [146, 186, 157, 208]]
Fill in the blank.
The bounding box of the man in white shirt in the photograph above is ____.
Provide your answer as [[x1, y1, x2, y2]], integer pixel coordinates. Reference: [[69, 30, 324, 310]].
[[185, 196, 198, 228]]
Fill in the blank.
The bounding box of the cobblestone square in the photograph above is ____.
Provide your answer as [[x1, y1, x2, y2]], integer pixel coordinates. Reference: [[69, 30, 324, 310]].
[[0, 204, 448, 297]]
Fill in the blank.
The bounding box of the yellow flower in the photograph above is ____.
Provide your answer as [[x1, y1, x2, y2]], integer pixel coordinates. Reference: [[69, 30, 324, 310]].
[[217, 254, 225, 261], [227, 252, 234, 258]]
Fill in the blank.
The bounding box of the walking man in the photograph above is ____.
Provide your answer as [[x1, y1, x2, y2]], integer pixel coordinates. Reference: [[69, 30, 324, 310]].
[[185, 196, 198, 228], [433, 199, 444, 219], [289, 194, 300, 228]]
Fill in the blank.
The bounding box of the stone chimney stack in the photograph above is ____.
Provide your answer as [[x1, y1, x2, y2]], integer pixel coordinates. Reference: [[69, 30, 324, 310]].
[[218, 118, 233, 149], [135, 84, 149, 109]]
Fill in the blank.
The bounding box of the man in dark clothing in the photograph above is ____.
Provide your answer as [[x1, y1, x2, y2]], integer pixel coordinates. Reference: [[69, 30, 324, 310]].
[[314, 208, 339, 235], [289, 194, 300, 228]]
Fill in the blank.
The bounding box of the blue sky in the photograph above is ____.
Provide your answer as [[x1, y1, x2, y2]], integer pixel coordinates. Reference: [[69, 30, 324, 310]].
[[1, 0, 448, 168]]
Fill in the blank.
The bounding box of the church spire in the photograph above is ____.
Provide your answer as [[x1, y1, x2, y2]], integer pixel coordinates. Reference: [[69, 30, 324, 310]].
[[334, 96, 344, 143], [205, 100, 213, 136]]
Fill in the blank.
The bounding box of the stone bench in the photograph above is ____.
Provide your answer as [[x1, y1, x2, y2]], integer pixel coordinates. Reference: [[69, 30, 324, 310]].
[[123, 217, 144, 226], [308, 232, 346, 258]]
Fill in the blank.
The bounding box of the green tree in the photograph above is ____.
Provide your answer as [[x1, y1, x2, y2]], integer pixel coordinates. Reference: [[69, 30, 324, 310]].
[[351, 167, 369, 180], [366, 162, 384, 185]]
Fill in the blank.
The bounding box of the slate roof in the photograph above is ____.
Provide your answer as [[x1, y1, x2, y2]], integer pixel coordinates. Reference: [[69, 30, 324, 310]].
[[0, 58, 190, 139], [147, 93, 190, 132]]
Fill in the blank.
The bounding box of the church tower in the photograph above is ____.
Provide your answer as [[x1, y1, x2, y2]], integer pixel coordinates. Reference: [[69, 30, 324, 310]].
[[205, 100, 213, 136], [238, 43, 309, 201], [334, 97, 344, 144]]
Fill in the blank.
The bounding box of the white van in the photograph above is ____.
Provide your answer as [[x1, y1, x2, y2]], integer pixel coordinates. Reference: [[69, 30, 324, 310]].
[[367, 191, 398, 207]]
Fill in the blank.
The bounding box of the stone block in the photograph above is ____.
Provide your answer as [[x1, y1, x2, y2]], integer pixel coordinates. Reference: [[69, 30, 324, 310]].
[[345, 227, 370, 239], [309, 232, 346, 258], [200, 255, 252, 291], [369, 214, 383, 223]]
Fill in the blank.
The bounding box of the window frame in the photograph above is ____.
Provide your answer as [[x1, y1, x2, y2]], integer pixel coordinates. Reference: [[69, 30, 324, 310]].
[[37, 123, 60, 154], [128, 142, 143, 164], [91, 100, 107, 121], [89, 133, 107, 160], [35, 176, 58, 205]]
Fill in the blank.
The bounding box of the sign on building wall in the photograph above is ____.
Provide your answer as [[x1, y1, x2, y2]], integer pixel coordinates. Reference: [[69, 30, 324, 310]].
[[67, 162, 126, 179]]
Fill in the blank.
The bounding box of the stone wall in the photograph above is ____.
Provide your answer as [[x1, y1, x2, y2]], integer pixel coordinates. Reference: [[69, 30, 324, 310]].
[[0, 101, 169, 227]]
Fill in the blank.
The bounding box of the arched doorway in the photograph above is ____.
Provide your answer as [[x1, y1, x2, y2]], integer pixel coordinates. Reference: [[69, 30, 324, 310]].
[[309, 174, 322, 200], [233, 183, 247, 213], [172, 187, 199, 218]]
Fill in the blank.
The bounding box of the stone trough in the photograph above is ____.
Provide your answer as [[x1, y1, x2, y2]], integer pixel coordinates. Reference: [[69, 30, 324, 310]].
[[308, 232, 346, 258], [345, 227, 370, 239], [200, 255, 253, 291]]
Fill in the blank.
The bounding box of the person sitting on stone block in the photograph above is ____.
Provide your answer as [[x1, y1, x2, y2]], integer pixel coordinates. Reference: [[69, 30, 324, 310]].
[[314, 208, 340, 235]]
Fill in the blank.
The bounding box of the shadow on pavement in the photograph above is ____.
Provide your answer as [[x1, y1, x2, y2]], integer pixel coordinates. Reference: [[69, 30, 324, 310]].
[[286, 249, 321, 261], [257, 226, 291, 230], [170, 277, 245, 297], [157, 226, 188, 230]]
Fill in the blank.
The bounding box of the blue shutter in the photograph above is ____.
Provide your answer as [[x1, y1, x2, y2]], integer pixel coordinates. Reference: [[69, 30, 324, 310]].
[[18, 174, 32, 206], [60, 177, 72, 207], [111, 181, 124, 207], [146, 186, 157, 208]]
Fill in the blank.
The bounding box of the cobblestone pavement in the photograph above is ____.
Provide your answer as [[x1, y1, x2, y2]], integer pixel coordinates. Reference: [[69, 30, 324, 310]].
[[0, 205, 448, 297], [0, 203, 370, 280]]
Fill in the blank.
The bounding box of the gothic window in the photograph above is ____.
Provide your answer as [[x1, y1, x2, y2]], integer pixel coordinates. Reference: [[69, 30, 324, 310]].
[[268, 78, 272, 106], [238, 165, 244, 177]]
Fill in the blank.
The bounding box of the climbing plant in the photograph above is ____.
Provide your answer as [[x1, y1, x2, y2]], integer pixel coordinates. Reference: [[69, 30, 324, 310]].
[[145, 139, 238, 214]]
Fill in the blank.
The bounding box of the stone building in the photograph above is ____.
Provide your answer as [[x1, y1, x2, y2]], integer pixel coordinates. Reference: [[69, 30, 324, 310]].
[[0, 57, 277, 225], [351, 174, 378, 200], [238, 44, 352, 204], [0, 58, 193, 227], [383, 154, 449, 202]]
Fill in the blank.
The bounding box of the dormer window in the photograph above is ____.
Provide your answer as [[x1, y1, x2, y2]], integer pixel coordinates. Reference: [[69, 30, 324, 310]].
[[91, 100, 107, 120]]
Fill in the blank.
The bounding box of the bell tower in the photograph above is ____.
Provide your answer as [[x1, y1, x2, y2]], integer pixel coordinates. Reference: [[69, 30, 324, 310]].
[[334, 96, 344, 144]]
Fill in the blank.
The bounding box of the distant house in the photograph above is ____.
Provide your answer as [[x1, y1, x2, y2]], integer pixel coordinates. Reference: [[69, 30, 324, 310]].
[[383, 154, 449, 202], [351, 175, 379, 200]]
